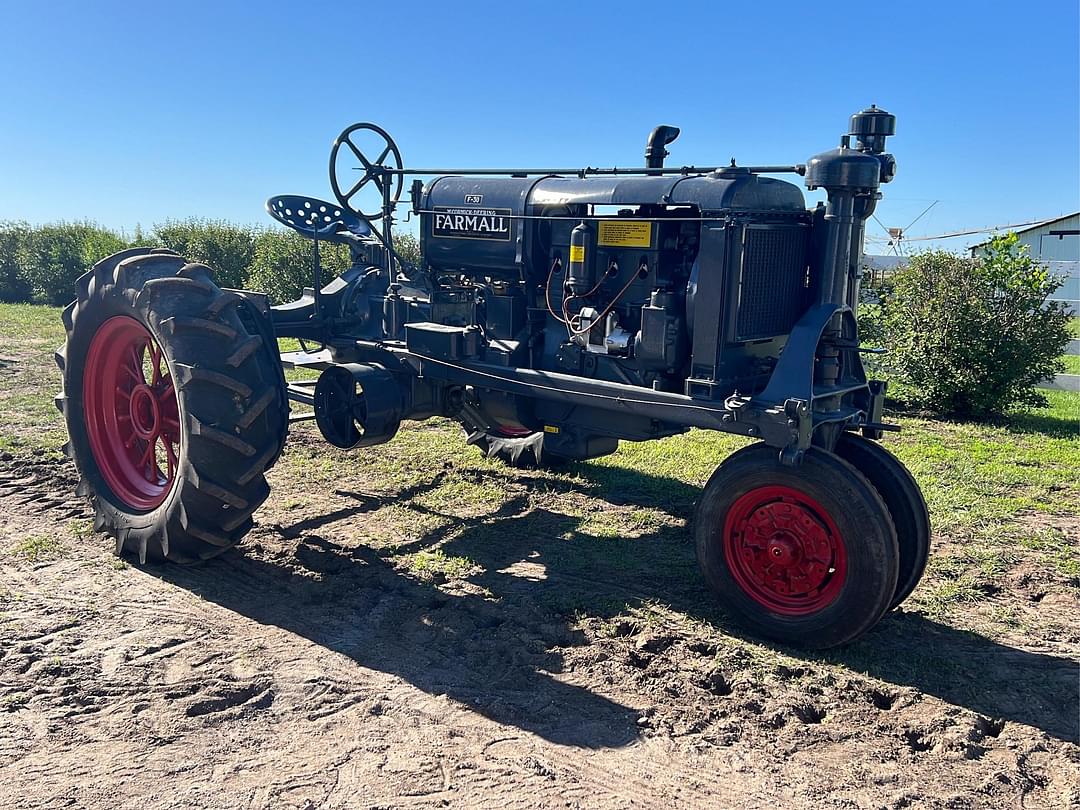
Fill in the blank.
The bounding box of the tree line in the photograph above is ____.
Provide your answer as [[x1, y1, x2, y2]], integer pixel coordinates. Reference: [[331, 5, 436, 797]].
[[0, 221, 1069, 418], [0, 219, 419, 307]]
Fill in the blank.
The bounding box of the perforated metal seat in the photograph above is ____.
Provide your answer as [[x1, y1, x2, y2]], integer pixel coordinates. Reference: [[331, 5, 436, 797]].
[[265, 195, 372, 243]]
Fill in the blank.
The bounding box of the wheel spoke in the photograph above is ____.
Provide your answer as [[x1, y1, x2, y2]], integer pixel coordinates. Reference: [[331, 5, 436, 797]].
[[121, 362, 141, 384], [346, 138, 371, 169], [130, 344, 146, 383], [148, 340, 163, 385], [345, 177, 366, 201], [374, 144, 391, 167], [164, 438, 177, 480], [157, 378, 176, 410], [138, 439, 155, 477]]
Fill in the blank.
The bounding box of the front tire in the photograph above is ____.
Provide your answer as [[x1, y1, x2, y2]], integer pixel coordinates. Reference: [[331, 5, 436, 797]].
[[56, 248, 288, 564], [695, 443, 899, 649], [835, 432, 931, 609]]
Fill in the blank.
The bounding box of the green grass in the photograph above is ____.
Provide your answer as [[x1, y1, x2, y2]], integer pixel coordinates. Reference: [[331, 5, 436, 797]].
[[0, 303, 69, 451], [14, 533, 63, 562], [1060, 353, 1080, 375], [1067, 316, 1080, 340], [407, 549, 479, 581]]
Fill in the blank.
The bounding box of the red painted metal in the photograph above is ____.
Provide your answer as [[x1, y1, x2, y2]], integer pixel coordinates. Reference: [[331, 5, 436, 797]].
[[722, 485, 847, 615], [83, 316, 180, 511], [490, 424, 534, 438]]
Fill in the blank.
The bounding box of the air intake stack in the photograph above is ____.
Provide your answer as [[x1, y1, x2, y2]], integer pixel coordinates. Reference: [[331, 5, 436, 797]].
[[805, 106, 897, 310]]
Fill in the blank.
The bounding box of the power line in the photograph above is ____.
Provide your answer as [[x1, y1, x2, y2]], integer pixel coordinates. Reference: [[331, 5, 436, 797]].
[[870, 201, 941, 256], [903, 200, 939, 232], [901, 217, 1053, 242]]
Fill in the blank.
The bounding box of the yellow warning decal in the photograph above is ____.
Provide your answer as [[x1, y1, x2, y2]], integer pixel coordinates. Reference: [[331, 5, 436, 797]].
[[598, 220, 653, 248], [569, 244, 585, 263], [543, 425, 560, 434]]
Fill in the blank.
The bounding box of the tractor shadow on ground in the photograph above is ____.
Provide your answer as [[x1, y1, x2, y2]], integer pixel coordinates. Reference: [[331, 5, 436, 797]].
[[159, 478, 643, 749], [159, 460, 1079, 747]]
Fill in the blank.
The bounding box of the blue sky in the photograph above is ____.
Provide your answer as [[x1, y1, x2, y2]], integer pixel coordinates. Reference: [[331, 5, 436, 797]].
[[1, 0, 1077, 253]]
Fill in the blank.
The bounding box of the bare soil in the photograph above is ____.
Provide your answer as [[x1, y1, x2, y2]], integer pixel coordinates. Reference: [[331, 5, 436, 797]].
[[1, 438, 1077, 809]]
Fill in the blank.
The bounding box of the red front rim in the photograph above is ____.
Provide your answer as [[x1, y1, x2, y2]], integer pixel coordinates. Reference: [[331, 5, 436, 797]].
[[723, 485, 847, 615], [83, 316, 181, 511]]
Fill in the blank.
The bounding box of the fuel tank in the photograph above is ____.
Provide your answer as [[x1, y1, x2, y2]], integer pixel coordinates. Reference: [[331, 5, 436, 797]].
[[420, 176, 540, 277]]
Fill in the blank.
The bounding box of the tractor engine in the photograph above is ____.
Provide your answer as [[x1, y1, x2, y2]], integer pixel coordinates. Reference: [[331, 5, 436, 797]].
[[419, 154, 811, 397]]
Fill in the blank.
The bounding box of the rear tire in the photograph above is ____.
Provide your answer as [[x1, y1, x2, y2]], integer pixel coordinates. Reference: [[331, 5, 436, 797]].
[[835, 432, 931, 609], [695, 443, 899, 649], [56, 248, 289, 564]]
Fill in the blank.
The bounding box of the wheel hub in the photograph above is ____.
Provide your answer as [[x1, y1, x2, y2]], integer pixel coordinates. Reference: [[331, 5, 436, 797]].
[[724, 485, 846, 614], [129, 384, 161, 440], [766, 532, 800, 567]]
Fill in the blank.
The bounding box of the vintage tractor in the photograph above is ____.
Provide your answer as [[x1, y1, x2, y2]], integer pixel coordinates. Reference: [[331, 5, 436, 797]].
[[56, 107, 929, 649]]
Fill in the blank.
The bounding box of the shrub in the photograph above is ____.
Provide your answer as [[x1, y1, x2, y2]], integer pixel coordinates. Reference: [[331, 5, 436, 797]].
[[152, 219, 256, 289], [856, 268, 890, 354], [0, 221, 32, 303], [245, 229, 421, 304], [16, 222, 127, 305], [0, 218, 424, 306], [127, 223, 157, 248], [246, 229, 351, 304], [392, 231, 421, 266], [876, 233, 1071, 418]]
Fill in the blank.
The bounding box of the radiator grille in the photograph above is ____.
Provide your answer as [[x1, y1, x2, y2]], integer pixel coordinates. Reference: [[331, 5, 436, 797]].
[[735, 224, 809, 341]]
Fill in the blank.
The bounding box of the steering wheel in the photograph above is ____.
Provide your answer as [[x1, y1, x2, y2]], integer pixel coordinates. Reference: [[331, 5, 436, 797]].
[[329, 122, 404, 219], [265, 195, 372, 243]]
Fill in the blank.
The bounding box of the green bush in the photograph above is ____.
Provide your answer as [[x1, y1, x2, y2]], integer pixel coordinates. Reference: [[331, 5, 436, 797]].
[[0, 218, 425, 306], [153, 219, 256, 289], [393, 231, 421, 266], [16, 222, 127, 305], [875, 233, 1071, 418], [0, 221, 33, 303], [247, 229, 351, 304], [246, 229, 422, 304]]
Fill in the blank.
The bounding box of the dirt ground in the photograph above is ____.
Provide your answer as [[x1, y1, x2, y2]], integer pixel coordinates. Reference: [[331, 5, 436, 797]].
[[0, 426, 1077, 809]]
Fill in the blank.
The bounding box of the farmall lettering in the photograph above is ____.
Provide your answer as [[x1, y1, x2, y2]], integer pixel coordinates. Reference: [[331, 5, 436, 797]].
[[432, 207, 513, 241]]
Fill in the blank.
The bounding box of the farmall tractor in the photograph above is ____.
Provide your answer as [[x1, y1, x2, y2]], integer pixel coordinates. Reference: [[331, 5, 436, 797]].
[[56, 107, 929, 649]]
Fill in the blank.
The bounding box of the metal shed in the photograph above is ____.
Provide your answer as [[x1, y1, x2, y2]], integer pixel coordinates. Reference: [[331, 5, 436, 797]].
[[969, 211, 1079, 261]]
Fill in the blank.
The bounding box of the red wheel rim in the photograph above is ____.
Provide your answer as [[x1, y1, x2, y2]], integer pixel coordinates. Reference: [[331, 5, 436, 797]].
[[491, 423, 533, 438], [723, 485, 847, 615], [83, 316, 181, 511]]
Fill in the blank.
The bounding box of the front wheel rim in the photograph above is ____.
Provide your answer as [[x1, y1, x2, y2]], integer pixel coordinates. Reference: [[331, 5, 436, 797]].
[[83, 316, 181, 511], [722, 485, 847, 615]]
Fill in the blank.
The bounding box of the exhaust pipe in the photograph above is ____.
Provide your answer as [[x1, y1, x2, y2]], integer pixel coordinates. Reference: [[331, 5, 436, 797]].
[[644, 125, 681, 174]]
